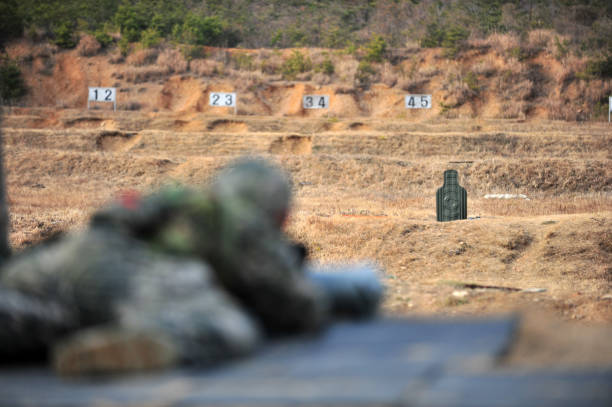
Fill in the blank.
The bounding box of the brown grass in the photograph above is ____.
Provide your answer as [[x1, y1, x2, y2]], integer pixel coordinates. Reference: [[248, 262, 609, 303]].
[[124, 66, 168, 84], [126, 49, 159, 66], [157, 49, 188, 74], [76, 35, 101, 57], [189, 59, 220, 77], [2, 110, 611, 333]]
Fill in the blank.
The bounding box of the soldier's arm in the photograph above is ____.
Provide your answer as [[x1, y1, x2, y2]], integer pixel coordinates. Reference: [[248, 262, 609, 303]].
[[211, 220, 330, 336], [306, 264, 384, 320]]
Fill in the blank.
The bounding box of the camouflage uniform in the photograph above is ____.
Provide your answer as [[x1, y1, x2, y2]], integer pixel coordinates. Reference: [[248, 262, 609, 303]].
[[0, 158, 382, 375], [1, 228, 260, 374], [90, 159, 330, 334]]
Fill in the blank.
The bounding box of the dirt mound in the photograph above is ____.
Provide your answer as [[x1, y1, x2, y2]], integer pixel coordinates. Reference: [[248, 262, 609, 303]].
[[207, 119, 248, 132], [62, 117, 118, 130], [269, 135, 312, 155], [348, 122, 370, 131], [158, 76, 205, 112], [95, 131, 141, 152]]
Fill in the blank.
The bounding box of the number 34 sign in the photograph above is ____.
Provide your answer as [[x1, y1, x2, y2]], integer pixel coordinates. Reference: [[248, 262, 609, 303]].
[[88, 87, 116, 111]]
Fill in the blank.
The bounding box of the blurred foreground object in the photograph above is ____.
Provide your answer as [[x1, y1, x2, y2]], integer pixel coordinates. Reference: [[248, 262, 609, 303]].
[[0, 157, 383, 375]]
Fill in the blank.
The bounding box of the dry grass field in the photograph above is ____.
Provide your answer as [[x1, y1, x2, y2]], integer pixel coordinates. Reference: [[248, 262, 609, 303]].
[[3, 108, 610, 331]]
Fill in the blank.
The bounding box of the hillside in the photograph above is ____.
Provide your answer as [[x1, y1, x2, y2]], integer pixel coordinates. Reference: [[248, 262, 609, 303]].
[[3, 32, 612, 122]]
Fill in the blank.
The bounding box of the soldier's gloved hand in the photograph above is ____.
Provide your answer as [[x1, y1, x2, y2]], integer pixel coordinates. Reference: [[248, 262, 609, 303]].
[[306, 264, 384, 320]]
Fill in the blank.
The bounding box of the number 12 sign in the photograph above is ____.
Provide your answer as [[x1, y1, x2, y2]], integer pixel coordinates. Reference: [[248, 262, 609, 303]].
[[405, 94, 432, 109], [88, 87, 116, 111]]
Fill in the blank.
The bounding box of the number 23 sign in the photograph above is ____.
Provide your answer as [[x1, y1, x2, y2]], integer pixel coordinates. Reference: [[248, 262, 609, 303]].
[[209, 92, 236, 107]]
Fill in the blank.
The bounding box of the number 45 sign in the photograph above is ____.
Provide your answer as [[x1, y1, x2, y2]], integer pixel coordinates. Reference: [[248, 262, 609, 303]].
[[405, 94, 432, 109], [88, 87, 116, 111]]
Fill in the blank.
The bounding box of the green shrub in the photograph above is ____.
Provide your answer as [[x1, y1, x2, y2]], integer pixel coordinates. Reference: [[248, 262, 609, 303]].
[[420, 23, 445, 48], [0, 0, 23, 46], [554, 36, 569, 60], [282, 51, 312, 80], [316, 57, 335, 75], [584, 55, 612, 79], [180, 44, 204, 61], [464, 71, 480, 93], [231, 53, 256, 71], [140, 28, 161, 49], [177, 14, 223, 46], [0, 57, 27, 104], [442, 26, 469, 58], [421, 24, 469, 58], [94, 30, 113, 48], [344, 42, 358, 56], [364, 34, 387, 63], [270, 30, 283, 48], [118, 36, 130, 57], [114, 3, 148, 42], [355, 60, 376, 88], [52, 22, 77, 48]]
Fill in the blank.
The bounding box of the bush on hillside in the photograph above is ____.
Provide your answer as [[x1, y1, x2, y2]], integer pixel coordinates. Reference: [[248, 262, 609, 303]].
[[281, 51, 312, 80], [420, 23, 445, 48], [421, 24, 469, 58], [0, 0, 23, 46], [442, 26, 469, 58], [315, 57, 335, 75], [0, 57, 27, 104], [114, 3, 148, 42], [174, 14, 223, 46], [140, 28, 162, 49], [52, 22, 77, 49], [355, 60, 377, 89], [364, 35, 388, 63], [584, 55, 612, 79], [94, 30, 113, 48]]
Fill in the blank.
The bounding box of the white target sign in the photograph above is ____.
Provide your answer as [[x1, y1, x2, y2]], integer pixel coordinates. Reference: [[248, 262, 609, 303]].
[[88, 87, 116, 110], [209, 92, 236, 107], [303, 95, 329, 109], [405, 94, 432, 109]]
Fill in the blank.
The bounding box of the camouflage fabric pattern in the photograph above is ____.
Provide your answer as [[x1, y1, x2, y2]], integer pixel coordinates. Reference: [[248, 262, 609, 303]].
[[0, 158, 382, 375], [92, 159, 329, 334], [1, 228, 260, 373]]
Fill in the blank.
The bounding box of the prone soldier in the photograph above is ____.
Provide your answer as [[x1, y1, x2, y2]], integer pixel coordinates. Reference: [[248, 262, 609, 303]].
[[0, 158, 383, 375]]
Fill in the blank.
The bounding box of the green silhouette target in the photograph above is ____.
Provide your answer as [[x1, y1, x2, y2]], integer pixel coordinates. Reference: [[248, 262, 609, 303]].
[[436, 170, 467, 222]]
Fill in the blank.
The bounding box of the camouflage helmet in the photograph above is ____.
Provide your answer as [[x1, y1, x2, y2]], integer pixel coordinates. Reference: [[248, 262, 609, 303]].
[[211, 158, 292, 226]]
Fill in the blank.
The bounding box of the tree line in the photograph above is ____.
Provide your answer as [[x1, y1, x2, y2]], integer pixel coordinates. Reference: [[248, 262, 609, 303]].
[[0, 0, 610, 53]]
